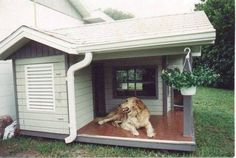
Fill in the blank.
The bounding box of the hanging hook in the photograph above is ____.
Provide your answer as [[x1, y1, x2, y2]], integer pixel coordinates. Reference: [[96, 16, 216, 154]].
[[184, 47, 191, 59]]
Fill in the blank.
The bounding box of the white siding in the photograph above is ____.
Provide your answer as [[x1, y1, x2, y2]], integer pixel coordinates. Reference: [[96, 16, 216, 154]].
[[75, 66, 94, 129], [104, 57, 163, 115], [15, 55, 69, 134], [167, 54, 185, 111], [0, 60, 16, 119]]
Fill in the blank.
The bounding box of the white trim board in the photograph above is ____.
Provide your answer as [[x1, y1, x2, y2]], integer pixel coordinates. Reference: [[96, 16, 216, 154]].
[[0, 26, 77, 60], [77, 134, 195, 145]]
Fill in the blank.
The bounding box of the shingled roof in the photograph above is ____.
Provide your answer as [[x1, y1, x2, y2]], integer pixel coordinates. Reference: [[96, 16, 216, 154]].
[[0, 11, 215, 59], [50, 11, 214, 46]]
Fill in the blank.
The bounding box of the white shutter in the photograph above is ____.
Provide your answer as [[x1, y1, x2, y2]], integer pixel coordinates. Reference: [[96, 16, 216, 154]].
[[25, 64, 55, 111]]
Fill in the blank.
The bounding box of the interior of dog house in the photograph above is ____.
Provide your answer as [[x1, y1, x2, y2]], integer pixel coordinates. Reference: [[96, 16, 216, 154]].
[[0, 11, 215, 151]]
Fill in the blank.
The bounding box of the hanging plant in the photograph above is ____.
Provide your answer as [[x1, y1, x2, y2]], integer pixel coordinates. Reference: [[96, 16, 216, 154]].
[[161, 66, 220, 95]]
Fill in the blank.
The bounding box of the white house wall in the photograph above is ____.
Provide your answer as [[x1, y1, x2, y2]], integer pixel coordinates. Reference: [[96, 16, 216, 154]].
[[75, 66, 94, 129], [15, 55, 69, 134], [0, 0, 83, 41], [0, 60, 16, 119], [103, 57, 163, 115]]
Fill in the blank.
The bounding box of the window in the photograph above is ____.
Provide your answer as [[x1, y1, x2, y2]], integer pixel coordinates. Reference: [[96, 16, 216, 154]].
[[113, 66, 157, 98], [25, 64, 55, 111]]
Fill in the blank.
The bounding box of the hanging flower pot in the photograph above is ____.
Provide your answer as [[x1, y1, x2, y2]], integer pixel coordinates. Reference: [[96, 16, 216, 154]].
[[161, 48, 220, 95], [180, 86, 197, 96]]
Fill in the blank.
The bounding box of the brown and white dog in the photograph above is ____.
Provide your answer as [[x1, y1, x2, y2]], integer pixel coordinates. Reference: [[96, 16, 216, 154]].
[[98, 97, 155, 137], [97, 105, 129, 127]]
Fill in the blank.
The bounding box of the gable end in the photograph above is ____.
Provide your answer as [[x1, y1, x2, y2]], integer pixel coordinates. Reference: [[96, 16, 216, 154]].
[[8, 41, 65, 60]]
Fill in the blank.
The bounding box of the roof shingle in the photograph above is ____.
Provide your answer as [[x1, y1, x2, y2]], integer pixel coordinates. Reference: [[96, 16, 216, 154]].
[[46, 11, 214, 46]]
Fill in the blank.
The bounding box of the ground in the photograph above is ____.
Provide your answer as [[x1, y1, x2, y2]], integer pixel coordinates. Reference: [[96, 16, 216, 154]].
[[0, 87, 234, 157]]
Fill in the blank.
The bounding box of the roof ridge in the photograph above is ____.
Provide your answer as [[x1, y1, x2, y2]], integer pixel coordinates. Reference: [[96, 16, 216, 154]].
[[53, 11, 205, 31]]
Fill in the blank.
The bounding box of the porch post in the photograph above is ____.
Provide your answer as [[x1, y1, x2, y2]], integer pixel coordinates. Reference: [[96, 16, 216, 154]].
[[183, 51, 193, 137], [183, 96, 192, 136], [162, 56, 168, 116]]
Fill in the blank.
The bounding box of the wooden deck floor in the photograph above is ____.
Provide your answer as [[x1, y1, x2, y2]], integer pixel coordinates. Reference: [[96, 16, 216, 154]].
[[78, 110, 192, 142]]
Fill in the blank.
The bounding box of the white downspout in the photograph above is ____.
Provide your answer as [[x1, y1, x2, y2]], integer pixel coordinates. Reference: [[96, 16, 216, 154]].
[[65, 52, 93, 144]]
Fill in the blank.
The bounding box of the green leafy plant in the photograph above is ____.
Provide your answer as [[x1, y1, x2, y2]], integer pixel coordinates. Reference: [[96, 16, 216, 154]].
[[161, 66, 220, 90], [194, 0, 234, 89]]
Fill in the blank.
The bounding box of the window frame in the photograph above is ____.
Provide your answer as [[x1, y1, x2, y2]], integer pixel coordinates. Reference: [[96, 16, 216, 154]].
[[112, 65, 159, 99]]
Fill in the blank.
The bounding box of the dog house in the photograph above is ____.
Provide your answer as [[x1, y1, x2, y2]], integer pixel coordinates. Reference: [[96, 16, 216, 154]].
[[0, 11, 215, 151]]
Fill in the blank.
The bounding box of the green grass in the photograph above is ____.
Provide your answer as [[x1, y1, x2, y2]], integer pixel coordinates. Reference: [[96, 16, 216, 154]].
[[0, 87, 234, 157]]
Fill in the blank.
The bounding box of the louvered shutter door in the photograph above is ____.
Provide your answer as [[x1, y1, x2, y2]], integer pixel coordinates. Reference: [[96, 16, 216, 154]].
[[25, 64, 55, 111]]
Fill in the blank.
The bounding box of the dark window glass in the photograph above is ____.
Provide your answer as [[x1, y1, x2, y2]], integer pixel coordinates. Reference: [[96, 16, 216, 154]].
[[114, 67, 157, 98]]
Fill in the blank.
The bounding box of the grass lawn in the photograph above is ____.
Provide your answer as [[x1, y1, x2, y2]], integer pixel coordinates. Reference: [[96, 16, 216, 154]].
[[0, 87, 234, 157]]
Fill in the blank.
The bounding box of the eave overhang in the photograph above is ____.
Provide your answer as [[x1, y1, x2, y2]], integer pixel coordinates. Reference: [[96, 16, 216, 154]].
[[0, 25, 215, 60]]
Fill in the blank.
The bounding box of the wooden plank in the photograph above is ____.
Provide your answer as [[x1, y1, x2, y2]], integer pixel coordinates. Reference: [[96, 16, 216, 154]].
[[75, 86, 92, 97], [77, 105, 93, 116], [19, 112, 68, 122], [17, 84, 67, 93], [20, 130, 67, 139], [16, 62, 65, 72], [20, 119, 68, 129], [54, 78, 66, 85], [54, 85, 67, 93], [16, 70, 66, 79], [75, 94, 93, 105], [74, 66, 94, 129], [54, 70, 66, 77], [15, 55, 65, 65], [77, 112, 94, 129], [18, 98, 67, 107], [75, 81, 92, 90], [16, 78, 66, 86], [21, 125, 69, 134], [18, 106, 68, 114], [8, 40, 65, 60]]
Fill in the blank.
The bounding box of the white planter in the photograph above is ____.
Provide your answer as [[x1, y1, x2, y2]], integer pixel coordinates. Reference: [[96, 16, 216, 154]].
[[180, 86, 197, 96]]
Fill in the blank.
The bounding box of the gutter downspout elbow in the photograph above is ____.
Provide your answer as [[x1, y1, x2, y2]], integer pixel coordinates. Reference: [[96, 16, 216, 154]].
[[65, 52, 93, 144]]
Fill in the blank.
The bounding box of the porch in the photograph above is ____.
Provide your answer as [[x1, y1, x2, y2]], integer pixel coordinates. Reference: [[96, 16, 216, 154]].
[[76, 110, 195, 151]]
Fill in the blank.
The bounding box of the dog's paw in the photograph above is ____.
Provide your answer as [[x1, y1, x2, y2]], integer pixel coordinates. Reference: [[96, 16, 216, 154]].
[[132, 131, 139, 136], [147, 132, 155, 138], [98, 121, 104, 125]]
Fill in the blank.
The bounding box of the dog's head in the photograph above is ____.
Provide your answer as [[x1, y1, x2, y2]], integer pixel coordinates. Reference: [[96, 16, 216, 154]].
[[120, 97, 146, 116]]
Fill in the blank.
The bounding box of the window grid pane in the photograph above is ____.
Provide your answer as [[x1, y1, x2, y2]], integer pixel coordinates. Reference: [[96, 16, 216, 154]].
[[114, 67, 156, 97]]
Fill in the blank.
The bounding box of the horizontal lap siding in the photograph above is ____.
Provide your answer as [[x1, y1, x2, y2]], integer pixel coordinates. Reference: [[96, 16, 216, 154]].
[[104, 57, 163, 115], [15, 55, 69, 134], [167, 55, 185, 112], [75, 66, 94, 130]]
